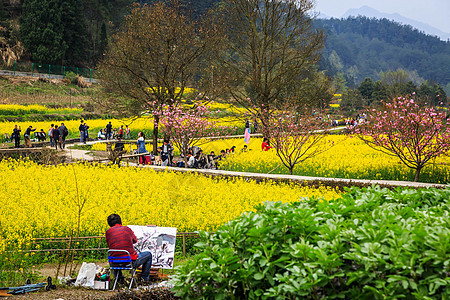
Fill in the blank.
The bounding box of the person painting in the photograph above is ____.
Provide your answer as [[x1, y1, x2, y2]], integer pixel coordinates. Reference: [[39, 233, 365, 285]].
[[105, 214, 152, 283]]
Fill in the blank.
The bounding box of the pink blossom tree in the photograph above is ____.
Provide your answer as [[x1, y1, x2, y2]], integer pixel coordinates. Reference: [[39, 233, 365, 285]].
[[354, 97, 450, 182], [256, 104, 332, 175], [158, 102, 232, 165]]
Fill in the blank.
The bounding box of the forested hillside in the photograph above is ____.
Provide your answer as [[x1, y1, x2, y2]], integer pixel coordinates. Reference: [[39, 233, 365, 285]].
[[0, 0, 449, 92], [317, 17, 450, 89]]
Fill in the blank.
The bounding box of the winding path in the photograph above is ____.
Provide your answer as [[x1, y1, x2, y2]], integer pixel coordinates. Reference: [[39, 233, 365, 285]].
[[61, 139, 447, 189]]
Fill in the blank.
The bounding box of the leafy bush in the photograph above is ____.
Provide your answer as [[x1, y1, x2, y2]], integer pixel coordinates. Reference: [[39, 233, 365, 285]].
[[64, 71, 77, 83], [171, 186, 450, 299]]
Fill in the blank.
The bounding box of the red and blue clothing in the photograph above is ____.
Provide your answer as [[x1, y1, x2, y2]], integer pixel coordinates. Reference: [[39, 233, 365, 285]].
[[106, 224, 138, 260]]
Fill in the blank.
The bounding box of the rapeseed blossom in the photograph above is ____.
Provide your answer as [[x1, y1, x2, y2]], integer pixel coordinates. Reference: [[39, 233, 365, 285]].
[[0, 160, 339, 249], [200, 136, 450, 183]]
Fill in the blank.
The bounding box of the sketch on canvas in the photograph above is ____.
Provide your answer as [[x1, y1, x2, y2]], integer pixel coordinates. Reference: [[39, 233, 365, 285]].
[[128, 225, 177, 269]]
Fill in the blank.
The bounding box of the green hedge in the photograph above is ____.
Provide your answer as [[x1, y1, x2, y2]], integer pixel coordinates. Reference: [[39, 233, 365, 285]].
[[172, 186, 450, 299]]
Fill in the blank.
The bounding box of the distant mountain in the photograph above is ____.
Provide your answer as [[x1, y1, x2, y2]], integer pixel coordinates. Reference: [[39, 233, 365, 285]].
[[316, 16, 450, 88], [341, 6, 450, 41]]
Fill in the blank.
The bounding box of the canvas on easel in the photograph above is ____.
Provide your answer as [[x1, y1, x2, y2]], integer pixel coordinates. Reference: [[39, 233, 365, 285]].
[[128, 225, 177, 269]]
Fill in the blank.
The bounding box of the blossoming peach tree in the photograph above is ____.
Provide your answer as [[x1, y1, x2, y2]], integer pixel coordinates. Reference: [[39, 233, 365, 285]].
[[354, 97, 450, 182], [256, 103, 332, 175], [158, 101, 232, 164]]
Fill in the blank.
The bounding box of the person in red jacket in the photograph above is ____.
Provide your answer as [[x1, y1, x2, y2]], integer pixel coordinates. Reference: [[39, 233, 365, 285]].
[[105, 214, 152, 283], [261, 138, 272, 151]]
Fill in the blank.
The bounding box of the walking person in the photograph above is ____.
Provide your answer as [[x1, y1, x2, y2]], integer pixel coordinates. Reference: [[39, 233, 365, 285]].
[[59, 123, 68, 149], [24, 126, 36, 148], [48, 124, 54, 147], [13, 125, 21, 148], [79, 120, 85, 143], [53, 125, 61, 150]]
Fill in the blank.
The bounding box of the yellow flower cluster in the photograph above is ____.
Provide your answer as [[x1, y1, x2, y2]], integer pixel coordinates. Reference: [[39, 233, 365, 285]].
[[0, 104, 82, 115], [0, 115, 242, 139], [197, 135, 450, 183], [0, 160, 340, 247], [0, 117, 155, 137]]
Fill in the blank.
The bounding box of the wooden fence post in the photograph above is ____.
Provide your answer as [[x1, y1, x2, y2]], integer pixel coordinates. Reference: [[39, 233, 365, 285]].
[[183, 233, 186, 257]]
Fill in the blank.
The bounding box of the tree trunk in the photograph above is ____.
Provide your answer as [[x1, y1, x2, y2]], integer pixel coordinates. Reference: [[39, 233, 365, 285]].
[[152, 115, 159, 155], [414, 167, 422, 182], [289, 166, 294, 175]]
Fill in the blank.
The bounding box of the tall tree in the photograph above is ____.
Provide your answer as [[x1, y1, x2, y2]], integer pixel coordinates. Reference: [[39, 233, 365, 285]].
[[0, 0, 23, 66], [97, 1, 222, 153], [20, 0, 87, 65], [216, 0, 325, 125]]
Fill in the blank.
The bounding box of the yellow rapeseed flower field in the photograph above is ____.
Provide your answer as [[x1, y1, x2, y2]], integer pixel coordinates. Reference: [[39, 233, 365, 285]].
[[0, 160, 339, 248], [0, 117, 156, 137], [197, 135, 450, 183]]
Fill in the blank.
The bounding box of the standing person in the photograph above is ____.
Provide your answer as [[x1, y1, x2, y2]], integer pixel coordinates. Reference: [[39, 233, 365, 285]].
[[48, 124, 55, 147], [160, 139, 173, 166], [24, 126, 36, 148], [53, 125, 61, 150], [245, 119, 251, 134], [79, 120, 85, 143], [13, 125, 21, 148], [137, 132, 147, 165], [125, 125, 130, 140], [84, 123, 90, 143], [59, 123, 68, 149], [106, 122, 113, 140], [105, 214, 152, 283], [118, 125, 124, 139]]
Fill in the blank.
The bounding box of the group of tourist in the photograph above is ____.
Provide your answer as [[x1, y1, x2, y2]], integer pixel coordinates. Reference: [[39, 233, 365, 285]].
[[10, 123, 68, 149], [48, 123, 69, 149], [98, 123, 130, 141]]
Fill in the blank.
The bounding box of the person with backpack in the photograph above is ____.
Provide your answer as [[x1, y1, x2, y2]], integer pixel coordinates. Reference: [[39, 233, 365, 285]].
[[59, 123, 69, 149], [48, 124, 55, 147]]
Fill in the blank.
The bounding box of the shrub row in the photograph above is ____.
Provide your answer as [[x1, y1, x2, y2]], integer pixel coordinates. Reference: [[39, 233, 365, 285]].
[[172, 186, 450, 299], [0, 113, 108, 122]]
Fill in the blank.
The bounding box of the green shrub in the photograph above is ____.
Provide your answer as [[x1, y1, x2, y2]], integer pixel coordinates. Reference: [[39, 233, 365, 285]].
[[171, 186, 450, 299], [64, 71, 77, 83]]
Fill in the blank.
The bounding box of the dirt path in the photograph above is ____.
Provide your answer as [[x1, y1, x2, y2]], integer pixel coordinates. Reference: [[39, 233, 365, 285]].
[[10, 287, 115, 300], [6, 262, 114, 299]]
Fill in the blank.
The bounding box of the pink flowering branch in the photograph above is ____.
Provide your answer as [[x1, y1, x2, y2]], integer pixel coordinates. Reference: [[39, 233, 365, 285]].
[[354, 97, 450, 182], [157, 101, 231, 164], [253, 101, 332, 175]]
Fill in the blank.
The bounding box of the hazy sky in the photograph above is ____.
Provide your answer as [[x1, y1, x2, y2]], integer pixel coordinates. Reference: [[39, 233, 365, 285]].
[[314, 0, 450, 33]]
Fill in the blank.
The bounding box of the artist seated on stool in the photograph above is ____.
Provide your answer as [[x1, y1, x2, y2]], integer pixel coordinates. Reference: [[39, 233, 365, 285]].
[[105, 214, 152, 282]]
